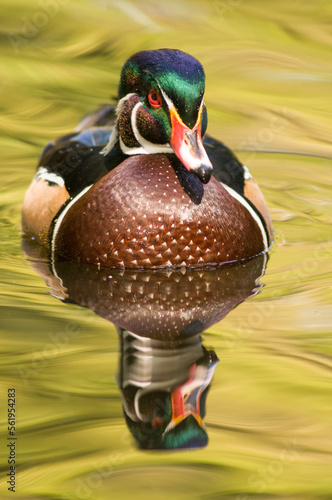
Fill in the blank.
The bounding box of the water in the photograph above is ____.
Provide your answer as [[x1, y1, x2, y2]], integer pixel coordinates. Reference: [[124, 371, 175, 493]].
[[1, 0, 332, 498]]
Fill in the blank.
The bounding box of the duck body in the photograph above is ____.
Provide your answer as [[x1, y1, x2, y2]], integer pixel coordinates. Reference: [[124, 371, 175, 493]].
[[22, 49, 272, 269]]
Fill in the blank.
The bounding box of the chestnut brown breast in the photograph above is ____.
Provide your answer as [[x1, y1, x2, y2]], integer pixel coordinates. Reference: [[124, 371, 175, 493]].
[[53, 154, 266, 268]]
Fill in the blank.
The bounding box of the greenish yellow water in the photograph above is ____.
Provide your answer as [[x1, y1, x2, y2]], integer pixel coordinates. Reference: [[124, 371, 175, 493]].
[[1, 0, 332, 498]]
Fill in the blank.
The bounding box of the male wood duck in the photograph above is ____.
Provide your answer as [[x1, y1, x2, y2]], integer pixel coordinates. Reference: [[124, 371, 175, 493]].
[[22, 48, 272, 268]]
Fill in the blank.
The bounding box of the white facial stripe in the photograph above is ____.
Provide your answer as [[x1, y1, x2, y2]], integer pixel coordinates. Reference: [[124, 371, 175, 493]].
[[159, 88, 205, 126], [101, 93, 136, 156], [51, 184, 93, 257], [118, 100, 171, 155], [159, 87, 174, 110], [35, 167, 65, 187], [131, 101, 172, 154], [221, 183, 269, 250], [130, 101, 143, 144], [115, 92, 137, 116], [103, 92, 172, 156]]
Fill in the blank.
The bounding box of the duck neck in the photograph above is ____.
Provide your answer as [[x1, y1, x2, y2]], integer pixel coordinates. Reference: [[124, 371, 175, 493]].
[[103, 132, 128, 172]]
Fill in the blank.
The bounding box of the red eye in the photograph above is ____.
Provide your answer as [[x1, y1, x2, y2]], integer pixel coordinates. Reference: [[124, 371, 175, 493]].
[[148, 90, 162, 108]]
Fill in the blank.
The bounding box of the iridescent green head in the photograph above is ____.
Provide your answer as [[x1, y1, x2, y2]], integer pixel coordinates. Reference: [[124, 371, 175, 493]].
[[106, 48, 213, 184], [119, 48, 205, 129]]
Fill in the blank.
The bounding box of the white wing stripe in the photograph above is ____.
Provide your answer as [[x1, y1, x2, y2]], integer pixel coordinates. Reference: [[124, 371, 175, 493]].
[[221, 182, 268, 250], [51, 184, 93, 256], [35, 167, 65, 187]]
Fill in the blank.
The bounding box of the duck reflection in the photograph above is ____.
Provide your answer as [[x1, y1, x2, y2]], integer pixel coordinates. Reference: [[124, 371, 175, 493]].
[[117, 328, 218, 449], [23, 238, 267, 449]]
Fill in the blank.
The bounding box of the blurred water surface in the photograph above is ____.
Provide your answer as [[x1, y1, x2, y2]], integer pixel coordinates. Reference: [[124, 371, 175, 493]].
[[0, 0, 332, 498]]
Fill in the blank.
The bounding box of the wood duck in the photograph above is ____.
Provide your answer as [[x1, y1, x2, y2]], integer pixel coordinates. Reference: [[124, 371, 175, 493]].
[[22, 48, 273, 268]]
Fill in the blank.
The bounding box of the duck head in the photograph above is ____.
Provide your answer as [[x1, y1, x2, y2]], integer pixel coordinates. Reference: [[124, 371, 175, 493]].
[[104, 49, 213, 184]]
